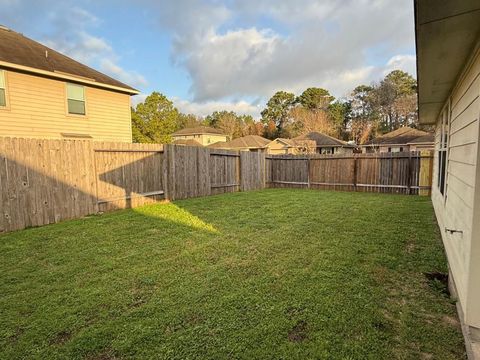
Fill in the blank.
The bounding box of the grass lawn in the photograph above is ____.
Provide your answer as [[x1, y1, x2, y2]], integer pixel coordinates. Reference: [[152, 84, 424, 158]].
[[0, 189, 465, 359]]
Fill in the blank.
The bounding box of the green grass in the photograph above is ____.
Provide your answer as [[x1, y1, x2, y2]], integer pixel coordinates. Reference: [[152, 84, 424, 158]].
[[0, 189, 465, 359]]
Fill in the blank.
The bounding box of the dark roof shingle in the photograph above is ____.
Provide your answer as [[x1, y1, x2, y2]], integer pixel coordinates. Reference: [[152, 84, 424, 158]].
[[0, 26, 137, 93], [225, 135, 270, 148], [369, 127, 433, 145], [294, 132, 353, 147]]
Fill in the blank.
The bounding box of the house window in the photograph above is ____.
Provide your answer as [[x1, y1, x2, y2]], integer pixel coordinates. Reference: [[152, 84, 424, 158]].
[[67, 83, 86, 115], [438, 107, 449, 196], [0, 70, 6, 107]]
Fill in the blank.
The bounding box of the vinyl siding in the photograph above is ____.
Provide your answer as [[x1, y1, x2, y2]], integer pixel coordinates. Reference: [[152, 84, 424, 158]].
[[431, 47, 480, 327], [0, 69, 132, 142]]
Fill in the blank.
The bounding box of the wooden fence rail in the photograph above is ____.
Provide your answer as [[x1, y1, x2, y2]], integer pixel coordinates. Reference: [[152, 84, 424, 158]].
[[0, 136, 433, 233], [266, 151, 433, 195]]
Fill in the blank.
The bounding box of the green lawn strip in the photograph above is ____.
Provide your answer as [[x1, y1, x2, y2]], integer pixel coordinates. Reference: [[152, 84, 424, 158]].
[[0, 189, 465, 359]]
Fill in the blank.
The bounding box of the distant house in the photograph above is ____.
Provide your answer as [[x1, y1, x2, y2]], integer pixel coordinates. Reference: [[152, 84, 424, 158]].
[[0, 26, 138, 142], [208, 135, 270, 152], [266, 138, 316, 155], [171, 126, 227, 146], [294, 132, 355, 154], [362, 127, 434, 153]]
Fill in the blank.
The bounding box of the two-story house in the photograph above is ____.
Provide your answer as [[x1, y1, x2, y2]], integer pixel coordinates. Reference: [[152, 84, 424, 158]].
[[0, 26, 138, 142]]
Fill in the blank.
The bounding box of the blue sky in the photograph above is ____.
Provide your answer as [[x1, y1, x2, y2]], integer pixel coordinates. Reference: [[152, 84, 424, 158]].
[[0, 0, 416, 118]]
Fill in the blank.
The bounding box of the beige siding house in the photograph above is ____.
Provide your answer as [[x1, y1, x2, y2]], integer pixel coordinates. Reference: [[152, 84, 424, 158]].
[[416, 1, 480, 356], [266, 138, 316, 155], [172, 126, 227, 146], [0, 26, 138, 142]]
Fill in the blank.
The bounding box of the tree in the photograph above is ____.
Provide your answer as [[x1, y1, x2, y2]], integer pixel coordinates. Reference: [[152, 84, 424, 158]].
[[385, 70, 416, 95], [205, 111, 243, 139], [327, 101, 351, 138], [131, 92, 180, 143], [297, 87, 334, 111], [374, 70, 418, 131], [288, 107, 336, 137], [349, 85, 378, 144], [178, 113, 202, 129], [261, 91, 296, 137]]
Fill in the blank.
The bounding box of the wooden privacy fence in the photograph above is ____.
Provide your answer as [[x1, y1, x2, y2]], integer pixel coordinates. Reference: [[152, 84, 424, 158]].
[[266, 151, 434, 195], [0, 138, 265, 233], [0, 136, 432, 233]]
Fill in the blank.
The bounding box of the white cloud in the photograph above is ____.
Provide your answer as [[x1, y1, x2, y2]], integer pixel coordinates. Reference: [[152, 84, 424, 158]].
[[150, 0, 416, 102], [39, 6, 147, 89], [384, 54, 417, 77], [100, 59, 147, 88], [173, 98, 261, 118]]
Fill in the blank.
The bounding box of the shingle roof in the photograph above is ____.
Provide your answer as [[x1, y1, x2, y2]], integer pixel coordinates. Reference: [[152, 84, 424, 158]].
[[369, 127, 433, 145], [224, 135, 270, 149], [172, 126, 225, 136], [294, 132, 353, 147], [172, 139, 202, 146], [0, 26, 137, 93], [207, 141, 229, 149], [270, 138, 316, 148], [407, 133, 435, 144]]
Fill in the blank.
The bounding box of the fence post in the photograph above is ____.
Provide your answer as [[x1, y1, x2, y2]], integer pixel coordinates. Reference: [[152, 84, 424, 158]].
[[353, 156, 358, 192], [163, 144, 176, 201], [307, 156, 311, 189], [407, 151, 413, 195]]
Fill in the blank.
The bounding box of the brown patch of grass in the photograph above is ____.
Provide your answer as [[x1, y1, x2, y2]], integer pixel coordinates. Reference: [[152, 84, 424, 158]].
[[442, 315, 460, 329], [288, 320, 308, 342], [49, 330, 72, 345]]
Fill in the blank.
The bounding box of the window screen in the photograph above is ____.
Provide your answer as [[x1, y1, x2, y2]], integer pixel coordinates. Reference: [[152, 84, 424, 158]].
[[67, 83, 85, 115], [0, 70, 6, 107]]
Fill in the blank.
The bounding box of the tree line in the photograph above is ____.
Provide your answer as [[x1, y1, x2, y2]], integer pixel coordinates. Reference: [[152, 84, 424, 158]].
[[132, 70, 425, 145]]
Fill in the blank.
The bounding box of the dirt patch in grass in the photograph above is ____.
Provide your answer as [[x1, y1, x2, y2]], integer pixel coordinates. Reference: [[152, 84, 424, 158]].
[[288, 320, 308, 342], [49, 330, 72, 345]]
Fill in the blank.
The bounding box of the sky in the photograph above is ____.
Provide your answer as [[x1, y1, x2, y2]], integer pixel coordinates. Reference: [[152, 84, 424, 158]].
[[0, 0, 416, 118]]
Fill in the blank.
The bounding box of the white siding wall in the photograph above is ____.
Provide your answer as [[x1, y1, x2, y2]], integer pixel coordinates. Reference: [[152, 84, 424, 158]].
[[431, 47, 480, 327]]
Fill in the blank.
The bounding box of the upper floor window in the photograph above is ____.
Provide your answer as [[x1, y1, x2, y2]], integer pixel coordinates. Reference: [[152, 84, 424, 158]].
[[0, 70, 6, 107], [67, 83, 85, 115]]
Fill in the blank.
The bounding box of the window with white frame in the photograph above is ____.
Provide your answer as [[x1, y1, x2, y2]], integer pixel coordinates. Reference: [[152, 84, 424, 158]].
[[438, 106, 449, 196], [66, 83, 86, 115], [0, 70, 6, 107]]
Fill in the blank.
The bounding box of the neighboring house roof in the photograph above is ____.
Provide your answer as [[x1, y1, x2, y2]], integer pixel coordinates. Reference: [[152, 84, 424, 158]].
[[294, 132, 354, 148], [268, 138, 316, 148], [367, 127, 434, 146], [172, 126, 225, 136], [406, 133, 435, 145], [172, 139, 202, 146], [225, 135, 270, 149], [207, 141, 229, 149], [0, 26, 138, 94]]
